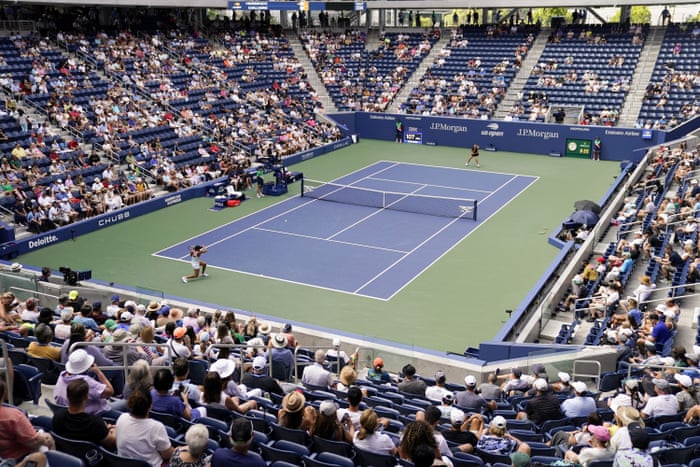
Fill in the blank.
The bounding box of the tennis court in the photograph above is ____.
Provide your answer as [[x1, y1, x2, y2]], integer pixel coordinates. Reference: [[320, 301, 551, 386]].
[[155, 161, 537, 300]]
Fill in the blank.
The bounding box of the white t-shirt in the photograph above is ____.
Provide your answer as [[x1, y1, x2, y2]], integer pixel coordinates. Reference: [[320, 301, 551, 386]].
[[642, 394, 679, 418], [115, 413, 171, 467], [353, 431, 395, 455]]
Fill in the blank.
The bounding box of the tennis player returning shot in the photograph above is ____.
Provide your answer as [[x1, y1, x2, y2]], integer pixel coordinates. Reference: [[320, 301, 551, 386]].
[[182, 245, 208, 283]]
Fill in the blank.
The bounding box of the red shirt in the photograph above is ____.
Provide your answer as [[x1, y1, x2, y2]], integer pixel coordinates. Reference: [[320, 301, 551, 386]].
[[0, 405, 39, 459]]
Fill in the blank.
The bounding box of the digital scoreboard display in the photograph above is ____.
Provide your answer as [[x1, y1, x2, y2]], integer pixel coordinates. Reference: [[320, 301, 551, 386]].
[[403, 131, 423, 144], [565, 138, 592, 158]]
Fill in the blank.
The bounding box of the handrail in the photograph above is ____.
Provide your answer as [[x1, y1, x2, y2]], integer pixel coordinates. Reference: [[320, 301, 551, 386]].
[[1, 340, 12, 405], [9, 286, 59, 302]]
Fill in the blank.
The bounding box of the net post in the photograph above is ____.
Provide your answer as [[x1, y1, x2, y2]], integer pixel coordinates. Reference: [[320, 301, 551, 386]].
[[473, 199, 478, 221], [300, 175, 305, 197]]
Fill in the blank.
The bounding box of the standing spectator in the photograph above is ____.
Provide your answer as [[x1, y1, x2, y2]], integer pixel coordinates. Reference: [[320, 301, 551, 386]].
[[211, 418, 265, 467], [116, 390, 173, 467]]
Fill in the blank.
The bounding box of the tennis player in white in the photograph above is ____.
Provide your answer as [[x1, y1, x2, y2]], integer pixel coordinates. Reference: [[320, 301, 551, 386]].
[[182, 245, 208, 283]]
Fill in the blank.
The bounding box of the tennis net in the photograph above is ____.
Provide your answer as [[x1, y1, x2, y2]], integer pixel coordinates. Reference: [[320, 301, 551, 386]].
[[300, 177, 477, 220]]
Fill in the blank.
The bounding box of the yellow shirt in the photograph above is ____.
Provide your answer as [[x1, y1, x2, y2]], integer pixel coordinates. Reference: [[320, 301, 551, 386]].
[[27, 342, 61, 361]]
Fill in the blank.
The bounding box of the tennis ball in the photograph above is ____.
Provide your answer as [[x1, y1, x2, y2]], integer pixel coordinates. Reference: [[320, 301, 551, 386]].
[[284, 219, 288, 223]]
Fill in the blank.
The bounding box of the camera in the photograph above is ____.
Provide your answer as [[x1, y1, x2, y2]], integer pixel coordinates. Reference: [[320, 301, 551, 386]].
[[59, 267, 92, 286]]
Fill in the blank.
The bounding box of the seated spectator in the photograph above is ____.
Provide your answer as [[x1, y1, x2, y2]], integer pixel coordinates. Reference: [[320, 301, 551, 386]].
[[52, 379, 116, 449], [336, 365, 358, 392], [354, 408, 396, 455], [456, 375, 497, 413], [241, 356, 284, 396], [501, 368, 530, 397], [171, 357, 201, 402], [60, 323, 115, 367], [116, 390, 173, 467], [477, 373, 502, 400], [608, 379, 644, 414], [674, 373, 698, 410], [0, 379, 55, 461], [170, 423, 211, 467], [54, 308, 74, 340], [310, 400, 353, 443], [325, 338, 351, 367], [425, 370, 450, 401], [563, 425, 613, 467], [367, 357, 392, 384], [399, 420, 450, 465], [123, 359, 153, 400], [200, 371, 256, 415], [211, 418, 266, 467], [54, 349, 115, 415], [610, 406, 644, 452], [475, 415, 522, 455], [269, 334, 294, 381], [561, 381, 597, 418], [398, 364, 427, 395], [27, 323, 61, 361], [336, 386, 364, 431], [440, 409, 482, 453], [613, 423, 654, 467], [517, 378, 564, 426], [640, 378, 680, 418], [549, 412, 604, 451], [151, 368, 206, 420], [301, 349, 335, 389], [104, 329, 151, 365], [417, 406, 452, 457], [277, 390, 314, 431]]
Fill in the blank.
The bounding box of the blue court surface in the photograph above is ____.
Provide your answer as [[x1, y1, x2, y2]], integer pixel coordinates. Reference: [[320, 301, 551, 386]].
[[154, 162, 537, 300]]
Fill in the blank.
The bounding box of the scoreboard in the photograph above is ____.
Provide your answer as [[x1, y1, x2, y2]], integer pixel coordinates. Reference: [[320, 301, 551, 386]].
[[565, 138, 592, 158]]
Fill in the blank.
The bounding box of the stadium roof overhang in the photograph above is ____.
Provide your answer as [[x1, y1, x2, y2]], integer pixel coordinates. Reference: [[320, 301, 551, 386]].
[[13, 0, 700, 8]]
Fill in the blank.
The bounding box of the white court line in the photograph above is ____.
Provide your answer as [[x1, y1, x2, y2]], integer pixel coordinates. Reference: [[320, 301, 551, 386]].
[[253, 226, 410, 254], [368, 176, 493, 194], [153, 161, 401, 260], [380, 174, 540, 300], [382, 159, 538, 179], [327, 183, 428, 241], [351, 176, 518, 294]]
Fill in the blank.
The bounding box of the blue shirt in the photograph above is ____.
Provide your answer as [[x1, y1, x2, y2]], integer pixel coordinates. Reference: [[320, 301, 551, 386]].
[[561, 395, 597, 418], [150, 390, 184, 418], [651, 321, 671, 345], [211, 448, 266, 467]]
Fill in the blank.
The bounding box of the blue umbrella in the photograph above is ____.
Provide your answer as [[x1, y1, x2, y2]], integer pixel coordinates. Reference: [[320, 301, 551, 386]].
[[569, 209, 600, 227]]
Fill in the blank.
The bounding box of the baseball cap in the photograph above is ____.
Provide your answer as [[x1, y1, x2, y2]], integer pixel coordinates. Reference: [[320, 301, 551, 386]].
[[628, 422, 650, 450], [572, 381, 587, 393], [435, 370, 446, 382], [557, 372, 571, 383], [534, 378, 548, 391], [652, 378, 670, 390], [373, 357, 384, 368], [120, 312, 133, 322], [252, 356, 267, 370], [442, 392, 454, 403], [512, 368, 522, 378], [319, 400, 338, 417], [531, 363, 546, 375], [173, 327, 187, 339], [587, 425, 610, 442], [332, 338, 341, 348], [68, 290, 79, 300], [104, 319, 117, 331], [464, 375, 477, 387], [450, 409, 465, 425], [491, 415, 507, 429], [60, 309, 73, 322], [111, 295, 120, 302]]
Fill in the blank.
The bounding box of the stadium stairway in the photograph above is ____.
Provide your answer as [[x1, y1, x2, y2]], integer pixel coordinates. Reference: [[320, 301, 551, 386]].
[[617, 26, 666, 128], [386, 31, 450, 113], [288, 32, 337, 113], [493, 28, 549, 121]]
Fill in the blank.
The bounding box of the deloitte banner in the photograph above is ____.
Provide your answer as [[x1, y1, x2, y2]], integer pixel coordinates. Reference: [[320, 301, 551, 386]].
[[340, 112, 665, 162]]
